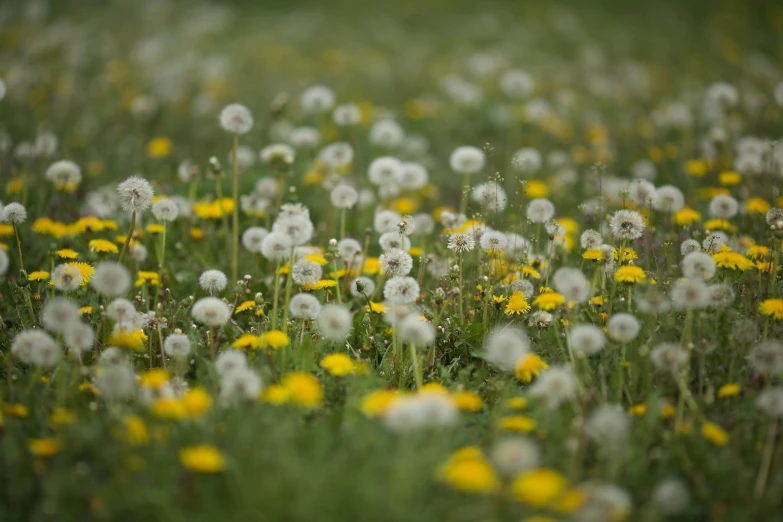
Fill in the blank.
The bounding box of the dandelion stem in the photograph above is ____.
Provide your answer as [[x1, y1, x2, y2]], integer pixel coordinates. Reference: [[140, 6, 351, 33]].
[[754, 420, 777, 499], [271, 259, 282, 330], [281, 246, 295, 328], [159, 222, 167, 274], [118, 211, 136, 264], [12, 224, 25, 273], [409, 343, 422, 389], [231, 132, 240, 286]]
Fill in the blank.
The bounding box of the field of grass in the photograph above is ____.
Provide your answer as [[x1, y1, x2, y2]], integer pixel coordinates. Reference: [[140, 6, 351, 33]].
[[1, 1, 783, 520]]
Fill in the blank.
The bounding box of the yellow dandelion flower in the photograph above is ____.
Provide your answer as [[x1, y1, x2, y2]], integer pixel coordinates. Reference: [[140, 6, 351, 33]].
[[506, 397, 528, 410], [79, 306, 92, 316], [685, 159, 709, 176], [259, 330, 290, 350], [109, 329, 148, 351], [526, 180, 549, 198], [505, 292, 531, 315], [628, 404, 647, 416], [759, 299, 783, 320], [29, 438, 62, 458], [615, 265, 646, 283], [452, 390, 483, 412], [360, 389, 399, 417], [281, 372, 323, 408], [492, 295, 507, 304], [701, 422, 728, 446], [124, 415, 149, 446], [305, 254, 328, 265], [512, 468, 568, 507], [179, 445, 226, 473], [151, 397, 187, 420], [139, 369, 169, 389], [747, 197, 771, 214], [498, 415, 537, 433], [746, 245, 770, 259], [147, 136, 173, 158], [532, 292, 565, 311], [703, 218, 737, 233], [67, 262, 93, 285], [674, 208, 701, 226], [613, 247, 638, 261], [320, 353, 356, 376], [49, 408, 76, 425], [234, 300, 256, 314], [712, 251, 753, 271], [56, 248, 79, 259], [515, 354, 548, 383], [146, 224, 165, 234], [522, 265, 541, 279], [718, 171, 741, 185], [88, 239, 119, 254], [717, 383, 741, 398], [261, 384, 290, 404], [436, 448, 500, 494], [366, 301, 386, 313], [303, 279, 338, 291], [583, 248, 603, 260], [28, 270, 50, 281], [135, 271, 160, 287]]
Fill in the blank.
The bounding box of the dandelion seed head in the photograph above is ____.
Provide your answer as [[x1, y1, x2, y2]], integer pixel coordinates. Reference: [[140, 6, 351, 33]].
[[449, 146, 485, 175], [383, 275, 420, 304], [580, 229, 603, 250], [650, 343, 689, 372], [191, 297, 231, 327], [609, 209, 645, 240], [289, 293, 321, 319], [95, 363, 136, 400], [42, 297, 80, 334], [369, 119, 405, 149], [607, 313, 641, 342], [164, 333, 191, 358], [681, 252, 716, 280], [64, 321, 95, 356], [490, 437, 540, 478], [484, 326, 530, 371], [151, 198, 179, 222], [330, 184, 358, 209], [568, 324, 606, 357], [215, 350, 248, 377], [11, 330, 56, 365], [241, 226, 269, 253], [748, 340, 783, 376], [680, 239, 701, 256], [219, 103, 253, 134], [221, 367, 263, 400], [333, 103, 362, 126], [553, 268, 590, 303], [300, 85, 335, 113], [709, 194, 739, 219], [199, 270, 228, 293], [292, 259, 322, 286], [653, 185, 685, 213], [117, 176, 154, 213], [45, 160, 81, 187], [2, 202, 26, 224], [526, 198, 555, 223], [261, 232, 293, 261], [756, 387, 783, 418], [91, 262, 131, 297], [316, 304, 353, 342], [379, 231, 411, 252], [702, 232, 727, 253], [529, 366, 577, 408], [670, 278, 710, 310], [585, 404, 630, 447]]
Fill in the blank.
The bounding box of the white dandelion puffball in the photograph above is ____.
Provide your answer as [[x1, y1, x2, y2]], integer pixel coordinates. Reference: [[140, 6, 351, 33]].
[[216, 350, 248, 377], [650, 343, 689, 372], [91, 262, 131, 297], [12, 330, 57, 365], [350, 276, 375, 298], [260, 143, 295, 165], [151, 198, 179, 222], [45, 160, 81, 187], [117, 176, 154, 213], [330, 184, 358, 209], [653, 185, 684, 213], [41, 297, 80, 334], [681, 252, 716, 280], [95, 364, 136, 400], [383, 276, 420, 304], [219, 103, 253, 134], [449, 146, 485, 175], [529, 366, 577, 408], [585, 404, 630, 447], [374, 209, 402, 234], [398, 315, 436, 346], [553, 268, 591, 303], [0, 248, 8, 276], [606, 313, 641, 343], [272, 214, 314, 246], [199, 270, 228, 293], [64, 321, 95, 356], [379, 232, 411, 253], [164, 333, 192, 358], [369, 119, 405, 149], [289, 293, 322, 320], [670, 278, 710, 310], [261, 232, 293, 261], [609, 209, 645, 241], [2, 202, 27, 224], [300, 85, 335, 113], [708, 194, 739, 219], [191, 297, 231, 327], [447, 232, 475, 253], [580, 230, 603, 250], [317, 304, 353, 342], [568, 324, 606, 357], [291, 258, 322, 286], [368, 156, 404, 186], [499, 69, 535, 98], [680, 239, 701, 256], [399, 162, 428, 191], [241, 226, 269, 253], [526, 199, 555, 223], [484, 326, 530, 371], [107, 298, 137, 323], [513, 148, 542, 174], [333, 103, 362, 126]]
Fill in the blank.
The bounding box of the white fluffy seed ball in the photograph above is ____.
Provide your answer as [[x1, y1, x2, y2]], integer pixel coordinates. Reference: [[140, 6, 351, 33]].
[[191, 297, 231, 327], [219, 103, 253, 134]]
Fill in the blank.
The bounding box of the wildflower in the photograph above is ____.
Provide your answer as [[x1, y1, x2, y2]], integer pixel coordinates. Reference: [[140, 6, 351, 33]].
[[526, 198, 555, 223], [109, 329, 148, 351], [259, 330, 289, 350], [91, 262, 131, 297], [654, 185, 685, 213], [529, 366, 578, 408], [320, 353, 356, 376], [568, 324, 606, 357], [151, 198, 179, 221], [437, 448, 500, 494], [447, 231, 475, 252], [712, 250, 753, 271], [42, 298, 79, 333], [484, 326, 530, 371], [360, 390, 398, 417], [147, 137, 173, 158], [135, 271, 160, 287], [515, 354, 548, 382], [124, 415, 149, 445], [701, 422, 728, 446], [756, 387, 783, 418], [281, 372, 324, 408], [232, 334, 262, 350], [2, 202, 27, 224], [117, 176, 154, 213], [51, 263, 82, 291], [759, 299, 783, 320], [261, 385, 290, 404], [607, 313, 641, 342], [300, 85, 335, 113], [585, 404, 630, 447], [164, 333, 191, 358], [180, 445, 226, 473], [650, 343, 689, 372], [499, 415, 537, 432], [533, 292, 565, 311], [191, 297, 231, 327], [512, 468, 568, 507], [29, 438, 62, 458], [674, 208, 701, 225], [56, 248, 78, 259], [219, 103, 253, 134], [199, 269, 228, 293], [747, 341, 783, 375], [717, 383, 741, 398], [383, 392, 458, 432], [583, 249, 603, 260], [553, 268, 590, 303], [452, 391, 483, 412], [610, 209, 645, 240], [28, 270, 49, 281], [652, 478, 691, 516], [449, 146, 485, 175], [628, 404, 647, 416], [708, 194, 739, 219], [670, 279, 710, 309], [502, 292, 529, 315]]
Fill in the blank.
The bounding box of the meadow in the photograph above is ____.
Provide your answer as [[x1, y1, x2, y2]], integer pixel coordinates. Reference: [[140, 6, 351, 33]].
[[1, 1, 783, 520]]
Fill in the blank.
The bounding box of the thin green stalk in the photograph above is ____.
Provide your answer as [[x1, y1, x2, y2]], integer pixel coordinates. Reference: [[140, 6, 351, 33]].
[[118, 211, 136, 264], [231, 132, 240, 285], [281, 246, 296, 328]]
